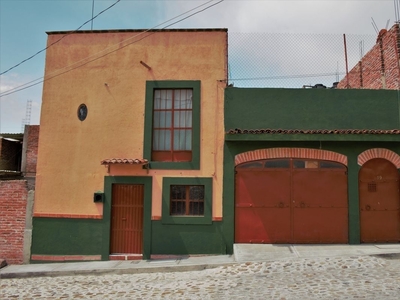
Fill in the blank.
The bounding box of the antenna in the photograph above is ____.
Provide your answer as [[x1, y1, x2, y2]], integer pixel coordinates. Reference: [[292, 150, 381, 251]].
[[91, 0, 95, 30], [395, 0, 400, 23], [21, 100, 32, 133], [386, 19, 391, 30], [371, 17, 379, 34]]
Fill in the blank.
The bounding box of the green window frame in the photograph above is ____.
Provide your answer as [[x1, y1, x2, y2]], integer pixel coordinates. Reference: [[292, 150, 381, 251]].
[[144, 81, 201, 170], [162, 177, 212, 225]]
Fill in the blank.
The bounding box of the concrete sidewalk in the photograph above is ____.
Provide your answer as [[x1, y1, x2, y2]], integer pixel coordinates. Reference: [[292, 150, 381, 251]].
[[2, 244, 400, 279]]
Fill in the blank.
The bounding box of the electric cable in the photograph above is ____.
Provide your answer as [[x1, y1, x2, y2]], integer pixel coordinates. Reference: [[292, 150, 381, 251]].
[[0, 0, 224, 98], [0, 0, 121, 76]]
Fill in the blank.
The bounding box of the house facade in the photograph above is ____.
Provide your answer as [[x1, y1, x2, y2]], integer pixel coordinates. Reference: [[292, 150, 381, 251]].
[[31, 29, 228, 261], [223, 88, 400, 248]]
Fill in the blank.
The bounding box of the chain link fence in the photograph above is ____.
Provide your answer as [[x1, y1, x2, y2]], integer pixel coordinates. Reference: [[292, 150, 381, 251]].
[[228, 32, 385, 89]]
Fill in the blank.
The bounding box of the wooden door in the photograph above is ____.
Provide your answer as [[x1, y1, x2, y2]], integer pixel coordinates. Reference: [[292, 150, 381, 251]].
[[110, 184, 144, 254], [359, 158, 400, 242]]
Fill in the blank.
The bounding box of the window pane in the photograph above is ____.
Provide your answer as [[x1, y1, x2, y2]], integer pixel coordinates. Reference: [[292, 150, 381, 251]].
[[293, 160, 305, 168], [174, 129, 192, 150], [320, 161, 345, 169], [154, 90, 161, 109], [166, 90, 173, 109], [174, 89, 192, 109], [156, 111, 171, 128], [237, 161, 263, 168], [153, 129, 171, 150], [189, 186, 204, 200], [174, 111, 192, 128], [171, 185, 186, 199], [153, 111, 160, 128], [264, 159, 290, 168], [171, 201, 186, 215], [189, 201, 204, 215]]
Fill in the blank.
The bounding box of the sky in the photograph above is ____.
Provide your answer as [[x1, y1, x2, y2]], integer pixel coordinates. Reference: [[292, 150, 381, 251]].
[[0, 0, 397, 133]]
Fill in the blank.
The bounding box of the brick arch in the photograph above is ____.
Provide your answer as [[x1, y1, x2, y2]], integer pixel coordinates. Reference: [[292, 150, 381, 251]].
[[358, 148, 400, 168], [235, 148, 347, 166]]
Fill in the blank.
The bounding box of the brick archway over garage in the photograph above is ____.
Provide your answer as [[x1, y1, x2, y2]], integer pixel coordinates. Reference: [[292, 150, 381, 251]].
[[235, 148, 348, 166], [358, 148, 400, 168]]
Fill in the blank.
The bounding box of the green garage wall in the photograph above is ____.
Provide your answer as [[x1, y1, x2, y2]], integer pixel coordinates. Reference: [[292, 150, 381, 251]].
[[223, 88, 400, 249], [225, 88, 400, 130]]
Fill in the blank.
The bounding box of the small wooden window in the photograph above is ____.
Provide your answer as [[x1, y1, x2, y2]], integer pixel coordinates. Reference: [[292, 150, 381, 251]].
[[170, 185, 204, 216]]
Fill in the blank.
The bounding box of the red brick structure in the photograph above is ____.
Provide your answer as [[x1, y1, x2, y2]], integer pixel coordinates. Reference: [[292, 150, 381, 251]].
[[0, 180, 28, 265], [21, 125, 39, 178], [338, 24, 400, 89], [0, 125, 39, 266], [235, 148, 348, 166]]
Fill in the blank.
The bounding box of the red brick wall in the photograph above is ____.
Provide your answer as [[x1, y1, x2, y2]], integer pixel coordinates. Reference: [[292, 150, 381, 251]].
[[338, 24, 400, 89], [0, 180, 28, 264], [25, 125, 39, 176]]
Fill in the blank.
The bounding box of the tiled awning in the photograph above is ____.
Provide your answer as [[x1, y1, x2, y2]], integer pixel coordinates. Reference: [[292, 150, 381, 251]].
[[101, 158, 149, 165], [226, 129, 400, 135]]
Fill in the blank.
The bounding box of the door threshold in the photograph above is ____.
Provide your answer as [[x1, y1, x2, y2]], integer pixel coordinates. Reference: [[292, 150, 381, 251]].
[[109, 254, 143, 261]]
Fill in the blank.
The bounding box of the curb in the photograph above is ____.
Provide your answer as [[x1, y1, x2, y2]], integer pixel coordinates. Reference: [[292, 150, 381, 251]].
[[0, 262, 236, 279]]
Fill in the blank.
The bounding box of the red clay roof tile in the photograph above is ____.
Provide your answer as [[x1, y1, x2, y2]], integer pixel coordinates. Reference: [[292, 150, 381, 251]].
[[226, 129, 400, 135], [101, 158, 148, 165]]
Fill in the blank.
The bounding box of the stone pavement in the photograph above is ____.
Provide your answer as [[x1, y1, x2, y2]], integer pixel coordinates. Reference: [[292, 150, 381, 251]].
[[1, 255, 400, 299], [2, 245, 400, 299]]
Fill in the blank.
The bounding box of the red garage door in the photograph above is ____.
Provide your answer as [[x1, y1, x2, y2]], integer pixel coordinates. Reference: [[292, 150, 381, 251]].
[[235, 159, 348, 244], [359, 158, 400, 243]]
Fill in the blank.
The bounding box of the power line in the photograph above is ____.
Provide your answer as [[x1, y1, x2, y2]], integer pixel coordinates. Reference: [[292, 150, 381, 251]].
[[0, 0, 224, 98], [0, 0, 121, 76]]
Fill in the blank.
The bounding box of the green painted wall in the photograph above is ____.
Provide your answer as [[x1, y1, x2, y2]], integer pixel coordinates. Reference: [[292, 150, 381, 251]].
[[31, 218, 103, 256], [225, 88, 400, 130], [223, 88, 400, 247], [151, 222, 227, 255]]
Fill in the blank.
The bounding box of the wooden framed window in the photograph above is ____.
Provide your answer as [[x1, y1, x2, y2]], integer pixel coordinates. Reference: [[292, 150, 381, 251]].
[[162, 177, 212, 225], [144, 81, 200, 170], [152, 89, 193, 162], [170, 185, 204, 216]]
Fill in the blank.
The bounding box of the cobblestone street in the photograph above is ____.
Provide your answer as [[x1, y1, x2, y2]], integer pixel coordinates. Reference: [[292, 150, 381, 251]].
[[2, 255, 400, 299]]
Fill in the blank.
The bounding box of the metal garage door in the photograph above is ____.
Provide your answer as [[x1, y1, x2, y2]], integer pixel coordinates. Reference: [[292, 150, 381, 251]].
[[359, 158, 400, 243], [235, 159, 348, 244]]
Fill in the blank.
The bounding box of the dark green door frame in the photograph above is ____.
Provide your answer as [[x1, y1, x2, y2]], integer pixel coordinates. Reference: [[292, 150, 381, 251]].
[[102, 176, 152, 260]]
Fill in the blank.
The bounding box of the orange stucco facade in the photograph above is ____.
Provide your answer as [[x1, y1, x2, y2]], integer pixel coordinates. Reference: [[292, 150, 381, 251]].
[[35, 29, 227, 219]]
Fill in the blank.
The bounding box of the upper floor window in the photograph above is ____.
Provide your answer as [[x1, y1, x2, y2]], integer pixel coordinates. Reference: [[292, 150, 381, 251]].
[[152, 89, 193, 162], [144, 81, 200, 170]]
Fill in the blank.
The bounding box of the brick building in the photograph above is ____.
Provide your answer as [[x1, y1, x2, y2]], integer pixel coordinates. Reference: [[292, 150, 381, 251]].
[[338, 23, 400, 89], [0, 125, 39, 265]]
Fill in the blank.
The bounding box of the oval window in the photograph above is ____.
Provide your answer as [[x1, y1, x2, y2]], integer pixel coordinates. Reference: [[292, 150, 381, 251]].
[[77, 104, 88, 121]]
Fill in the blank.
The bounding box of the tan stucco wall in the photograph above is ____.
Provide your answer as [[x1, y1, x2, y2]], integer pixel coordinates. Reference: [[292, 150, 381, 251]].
[[35, 30, 227, 219]]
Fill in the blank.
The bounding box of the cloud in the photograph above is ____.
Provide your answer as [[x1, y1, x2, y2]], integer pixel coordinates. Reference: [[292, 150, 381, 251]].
[[163, 0, 394, 34], [0, 74, 41, 133]]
